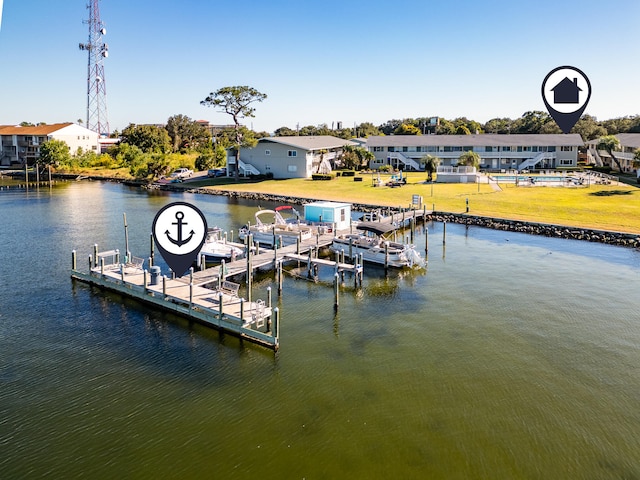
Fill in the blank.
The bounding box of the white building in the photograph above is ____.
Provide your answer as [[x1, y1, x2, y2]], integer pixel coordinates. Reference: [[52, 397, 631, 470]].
[[586, 133, 640, 174], [0, 123, 100, 167], [366, 134, 584, 172], [232, 136, 357, 179]]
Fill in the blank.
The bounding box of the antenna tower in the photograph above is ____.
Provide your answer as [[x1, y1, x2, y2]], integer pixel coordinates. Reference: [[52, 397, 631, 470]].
[[79, 0, 109, 135]]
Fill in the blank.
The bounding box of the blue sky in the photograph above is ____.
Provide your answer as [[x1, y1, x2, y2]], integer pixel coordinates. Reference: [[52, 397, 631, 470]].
[[1, 0, 638, 133]]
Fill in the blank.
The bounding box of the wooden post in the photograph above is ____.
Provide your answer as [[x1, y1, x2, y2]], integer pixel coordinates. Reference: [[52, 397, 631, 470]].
[[277, 260, 283, 296], [120, 263, 125, 282], [72, 250, 77, 271], [162, 275, 167, 298], [189, 281, 193, 308], [410, 218, 415, 244], [384, 241, 389, 271], [359, 253, 364, 285], [240, 298, 244, 324], [425, 227, 429, 254], [267, 286, 272, 308], [150, 232, 154, 266], [296, 237, 300, 255], [218, 292, 224, 321], [230, 229, 234, 242], [200, 254, 205, 271], [93, 244, 98, 268], [349, 237, 353, 260], [273, 307, 279, 342], [143, 269, 148, 292], [48, 164, 52, 188], [255, 240, 260, 256], [115, 249, 120, 265], [334, 273, 339, 310], [89, 255, 93, 271], [123, 213, 130, 260], [220, 259, 226, 282], [100, 257, 105, 275], [274, 238, 278, 264], [443, 221, 447, 245]]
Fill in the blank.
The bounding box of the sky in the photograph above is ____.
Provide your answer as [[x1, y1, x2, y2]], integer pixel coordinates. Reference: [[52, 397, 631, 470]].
[[0, 0, 639, 134]]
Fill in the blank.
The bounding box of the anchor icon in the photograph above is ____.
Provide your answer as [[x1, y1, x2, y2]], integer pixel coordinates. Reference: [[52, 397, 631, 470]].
[[165, 211, 195, 247]]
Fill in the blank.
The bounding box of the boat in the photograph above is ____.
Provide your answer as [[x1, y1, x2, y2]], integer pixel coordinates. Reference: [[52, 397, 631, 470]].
[[197, 227, 244, 265], [239, 206, 314, 247], [330, 221, 426, 269]]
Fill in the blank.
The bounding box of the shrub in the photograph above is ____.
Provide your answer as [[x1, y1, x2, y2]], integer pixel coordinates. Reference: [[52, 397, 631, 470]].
[[312, 174, 333, 180]]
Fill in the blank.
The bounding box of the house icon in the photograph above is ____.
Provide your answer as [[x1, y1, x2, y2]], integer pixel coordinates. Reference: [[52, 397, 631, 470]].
[[551, 77, 582, 104]]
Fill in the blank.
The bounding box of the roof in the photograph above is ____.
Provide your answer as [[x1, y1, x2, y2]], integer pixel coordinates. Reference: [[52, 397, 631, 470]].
[[356, 221, 397, 235], [0, 122, 74, 135], [366, 133, 585, 148], [613, 133, 640, 149], [259, 135, 357, 151]]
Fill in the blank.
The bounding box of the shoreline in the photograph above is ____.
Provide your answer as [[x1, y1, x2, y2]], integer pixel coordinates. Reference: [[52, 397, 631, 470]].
[[10, 173, 639, 249]]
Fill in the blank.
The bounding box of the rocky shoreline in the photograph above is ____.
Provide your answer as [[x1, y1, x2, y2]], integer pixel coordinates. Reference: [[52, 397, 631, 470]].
[[181, 187, 640, 249]]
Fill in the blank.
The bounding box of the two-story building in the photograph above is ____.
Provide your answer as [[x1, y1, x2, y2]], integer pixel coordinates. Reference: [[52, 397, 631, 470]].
[[232, 136, 357, 178], [366, 134, 584, 172], [586, 133, 640, 174], [0, 123, 100, 167]]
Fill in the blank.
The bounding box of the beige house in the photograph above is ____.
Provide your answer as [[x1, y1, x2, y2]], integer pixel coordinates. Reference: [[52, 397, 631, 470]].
[[366, 134, 584, 171], [232, 136, 357, 178], [586, 133, 640, 174], [0, 123, 100, 167]]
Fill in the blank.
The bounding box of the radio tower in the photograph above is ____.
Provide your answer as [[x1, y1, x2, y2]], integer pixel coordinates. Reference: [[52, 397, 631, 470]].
[[79, 0, 109, 135]]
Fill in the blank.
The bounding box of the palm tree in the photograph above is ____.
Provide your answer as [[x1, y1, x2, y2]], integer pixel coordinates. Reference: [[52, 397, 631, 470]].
[[421, 154, 440, 182], [458, 151, 481, 169], [596, 135, 623, 172]]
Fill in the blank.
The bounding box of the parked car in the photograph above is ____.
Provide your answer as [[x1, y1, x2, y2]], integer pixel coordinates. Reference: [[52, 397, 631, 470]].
[[170, 168, 193, 179], [207, 168, 226, 177]]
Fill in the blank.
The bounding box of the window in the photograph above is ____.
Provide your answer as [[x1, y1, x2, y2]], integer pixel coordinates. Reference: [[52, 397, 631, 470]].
[[560, 146, 573, 152], [501, 146, 511, 152], [340, 209, 346, 222], [416, 146, 422, 152], [559, 159, 573, 166], [373, 146, 384, 152], [265, 149, 271, 155], [287, 165, 297, 172], [402, 146, 408, 152], [388, 146, 395, 152], [485, 146, 493, 152], [287, 150, 297, 157], [548, 146, 556, 152]]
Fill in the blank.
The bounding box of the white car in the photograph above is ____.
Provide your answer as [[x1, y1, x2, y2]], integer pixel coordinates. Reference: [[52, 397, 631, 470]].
[[170, 168, 193, 179]]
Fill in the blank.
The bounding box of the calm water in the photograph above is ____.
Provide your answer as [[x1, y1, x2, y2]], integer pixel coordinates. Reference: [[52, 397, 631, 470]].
[[1, 182, 639, 479]]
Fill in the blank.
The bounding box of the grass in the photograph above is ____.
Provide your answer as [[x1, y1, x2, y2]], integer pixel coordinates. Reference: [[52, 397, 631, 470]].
[[189, 171, 640, 234], [39, 168, 640, 234]]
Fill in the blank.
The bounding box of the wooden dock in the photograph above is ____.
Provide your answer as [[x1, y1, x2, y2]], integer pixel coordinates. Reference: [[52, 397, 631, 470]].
[[71, 252, 279, 350]]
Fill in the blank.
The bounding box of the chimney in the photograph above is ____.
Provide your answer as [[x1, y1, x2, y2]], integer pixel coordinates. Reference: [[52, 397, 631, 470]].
[[573, 78, 578, 85]]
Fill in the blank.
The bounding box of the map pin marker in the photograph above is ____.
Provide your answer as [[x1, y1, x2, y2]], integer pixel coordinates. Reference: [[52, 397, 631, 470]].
[[542, 66, 591, 134], [152, 202, 208, 277]]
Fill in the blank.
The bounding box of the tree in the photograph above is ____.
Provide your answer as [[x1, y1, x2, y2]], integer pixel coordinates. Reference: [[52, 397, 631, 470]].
[[484, 117, 513, 134], [166, 114, 211, 152], [201, 86, 267, 180], [355, 122, 382, 137], [39, 139, 71, 166], [458, 151, 481, 169], [195, 144, 227, 171], [571, 114, 607, 141], [421, 154, 440, 182], [455, 124, 471, 135], [120, 123, 171, 153], [394, 123, 421, 135], [597, 135, 623, 172], [274, 126, 297, 136]]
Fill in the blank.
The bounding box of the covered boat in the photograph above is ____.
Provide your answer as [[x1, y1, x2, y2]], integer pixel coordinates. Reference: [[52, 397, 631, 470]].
[[239, 206, 314, 247], [330, 222, 426, 269]]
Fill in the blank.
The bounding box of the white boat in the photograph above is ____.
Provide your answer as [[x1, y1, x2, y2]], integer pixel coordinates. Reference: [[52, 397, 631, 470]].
[[197, 227, 244, 265], [239, 206, 314, 247], [330, 222, 426, 269]]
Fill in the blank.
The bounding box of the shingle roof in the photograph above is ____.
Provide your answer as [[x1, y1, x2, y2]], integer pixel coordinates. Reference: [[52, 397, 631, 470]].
[[0, 123, 74, 135], [259, 135, 357, 151], [366, 133, 584, 147], [614, 133, 640, 149]]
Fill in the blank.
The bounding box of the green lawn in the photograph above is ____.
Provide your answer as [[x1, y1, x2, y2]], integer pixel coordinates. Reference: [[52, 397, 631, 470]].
[[189, 172, 640, 234]]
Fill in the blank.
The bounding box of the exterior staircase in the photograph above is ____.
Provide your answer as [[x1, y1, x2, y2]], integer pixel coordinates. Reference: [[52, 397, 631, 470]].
[[388, 152, 421, 171], [517, 152, 554, 171], [228, 157, 261, 176]]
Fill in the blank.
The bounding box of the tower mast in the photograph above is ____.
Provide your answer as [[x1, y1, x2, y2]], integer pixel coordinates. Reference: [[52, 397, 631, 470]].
[[79, 0, 109, 135]]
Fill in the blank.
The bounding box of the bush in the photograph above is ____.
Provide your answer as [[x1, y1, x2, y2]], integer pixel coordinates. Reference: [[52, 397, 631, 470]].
[[312, 174, 333, 180], [378, 165, 391, 172]]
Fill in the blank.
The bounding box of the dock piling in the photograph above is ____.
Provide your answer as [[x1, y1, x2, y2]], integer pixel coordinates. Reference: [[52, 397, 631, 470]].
[[72, 250, 77, 271], [443, 221, 447, 245], [93, 244, 98, 267], [334, 273, 339, 310]]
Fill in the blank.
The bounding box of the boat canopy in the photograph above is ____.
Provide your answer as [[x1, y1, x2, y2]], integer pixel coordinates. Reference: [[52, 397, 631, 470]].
[[356, 221, 397, 236]]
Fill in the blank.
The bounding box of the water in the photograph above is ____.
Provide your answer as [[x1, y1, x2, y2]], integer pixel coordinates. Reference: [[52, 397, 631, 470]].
[[1, 182, 640, 479]]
